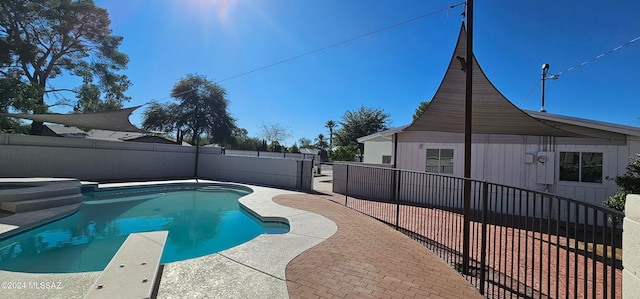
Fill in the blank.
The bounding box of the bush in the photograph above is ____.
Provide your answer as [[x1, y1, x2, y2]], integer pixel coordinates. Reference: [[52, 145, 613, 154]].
[[604, 154, 640, 212], [331, 144, 358, 162]]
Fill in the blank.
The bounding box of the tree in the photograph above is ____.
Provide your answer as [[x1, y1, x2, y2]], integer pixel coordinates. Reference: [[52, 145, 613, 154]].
[[331, 144, 358, 162], [413, 101, 430, 121], [258, 123, 291, 145], [0, 0, 131, 134], [288, 143, 300, 153], [226, 127, 262, 150], [142, 74, 235, 146], [334, 106, 390, 148], [269, 140, 283, 152], [324, 120, 337, 150], [604, 154, 640, 212], [142, 101, 181, 140], [298, 137, 312, 148], [0, 76, 40, 132], [315, 133, 328, 149]]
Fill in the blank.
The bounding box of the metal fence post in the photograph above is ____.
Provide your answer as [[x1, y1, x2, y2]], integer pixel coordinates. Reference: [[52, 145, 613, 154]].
[[394, 169, 400, 229], [345, 164, 349, 207], [463, 179, 471, 275], [299, 159, 303, 190], [479, 181, 489, 295]]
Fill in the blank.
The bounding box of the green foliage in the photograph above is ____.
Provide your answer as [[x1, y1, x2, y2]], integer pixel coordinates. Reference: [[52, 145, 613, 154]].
[[334, 106, 390, 148], [142, 102, 180, 135], [288, 143, 300, 153], [413, 101, 430, 121], [331, 144, 359, 162], [315, 133, 328, 149], [0, 75, 41, 132], [0, 0, 130, 133], [298, 137, 312, 148], [604, 154, 640, 212], [324, 120, 337, 149], [604, 192, 627, 212], [142, 74, 235, 146], [269, 140, 283, 152], [225, 127, 262, 150]]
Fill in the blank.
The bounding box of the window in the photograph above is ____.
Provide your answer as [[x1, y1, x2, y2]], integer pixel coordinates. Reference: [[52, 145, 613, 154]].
[[426, 149, 454, 173], [382, 155, 392, 164], [559, 152, 603, 183]]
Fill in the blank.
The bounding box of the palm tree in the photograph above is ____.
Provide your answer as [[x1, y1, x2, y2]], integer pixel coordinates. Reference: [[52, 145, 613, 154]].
[[315, 133, 328, 150], [324, 120, 337, 150]]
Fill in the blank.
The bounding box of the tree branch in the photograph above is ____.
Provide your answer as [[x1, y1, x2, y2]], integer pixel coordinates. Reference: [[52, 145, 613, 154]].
[[45, 88, 77, 94]]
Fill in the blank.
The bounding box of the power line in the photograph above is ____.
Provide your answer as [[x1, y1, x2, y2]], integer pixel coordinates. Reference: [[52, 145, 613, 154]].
[[551, 35, 640, 78], [519, 35, 640, 106], [147, 2, 464, 105], [215, 2, 466, 83], [517, 80, 540, 107]]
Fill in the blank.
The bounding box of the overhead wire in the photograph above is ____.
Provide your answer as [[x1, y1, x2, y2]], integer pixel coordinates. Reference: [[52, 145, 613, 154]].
[[551, 35, 640, 78], [215, 2, 466, 84], [517, 80, 541, 107], [147, 2, 465, 104], [518, 35, 640, 106]]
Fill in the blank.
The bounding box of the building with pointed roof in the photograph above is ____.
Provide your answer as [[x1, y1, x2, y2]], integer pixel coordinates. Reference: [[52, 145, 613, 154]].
[[360, 24, 640, 207]]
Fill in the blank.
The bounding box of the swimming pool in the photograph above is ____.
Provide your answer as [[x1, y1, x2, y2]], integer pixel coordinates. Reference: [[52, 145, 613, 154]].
[[0, 183, 289, 273]]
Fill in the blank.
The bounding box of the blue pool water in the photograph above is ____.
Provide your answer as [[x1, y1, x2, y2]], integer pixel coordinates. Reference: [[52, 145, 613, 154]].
[[0, 183, 289, 273]]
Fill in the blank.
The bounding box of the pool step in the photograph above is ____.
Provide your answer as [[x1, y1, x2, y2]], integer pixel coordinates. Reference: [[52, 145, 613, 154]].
[[0, 179, 83, 213], [0, 179, 80, 202], [0, 193, 83, 213]]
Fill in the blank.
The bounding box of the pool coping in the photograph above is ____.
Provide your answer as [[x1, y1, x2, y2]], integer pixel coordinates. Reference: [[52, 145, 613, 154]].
[[0, 179, 338, 299]]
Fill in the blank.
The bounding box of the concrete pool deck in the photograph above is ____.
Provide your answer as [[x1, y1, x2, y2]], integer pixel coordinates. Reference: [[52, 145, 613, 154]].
[[0, 180, 338, 299], [0, 179, 481, 298]]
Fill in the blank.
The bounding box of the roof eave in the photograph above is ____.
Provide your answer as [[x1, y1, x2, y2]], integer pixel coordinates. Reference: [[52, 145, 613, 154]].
[[526, 110, 640, 137]]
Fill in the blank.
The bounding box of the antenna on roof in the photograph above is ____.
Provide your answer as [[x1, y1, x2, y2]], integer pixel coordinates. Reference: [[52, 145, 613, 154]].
[[540, 63, 558, 112]]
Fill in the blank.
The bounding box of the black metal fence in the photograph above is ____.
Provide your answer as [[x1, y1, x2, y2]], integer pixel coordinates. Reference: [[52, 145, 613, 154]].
[[331, 163, 624, 299]]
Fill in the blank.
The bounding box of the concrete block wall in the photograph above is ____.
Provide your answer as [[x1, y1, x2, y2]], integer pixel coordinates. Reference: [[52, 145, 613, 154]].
[[624, 194, 640, 299], [0, 134, 196, 181], [0, 134, 312, 191], [197, 154, 313, 192]]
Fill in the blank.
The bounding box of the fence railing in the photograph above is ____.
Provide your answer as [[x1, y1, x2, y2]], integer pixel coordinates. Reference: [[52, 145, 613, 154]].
[[331, 163, 624, 299], [223, 149, 319, 161]]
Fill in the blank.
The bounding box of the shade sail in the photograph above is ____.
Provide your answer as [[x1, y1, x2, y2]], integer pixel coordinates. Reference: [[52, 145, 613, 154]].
[[406, 24, 579, 137], [2, 106, 147, 133]]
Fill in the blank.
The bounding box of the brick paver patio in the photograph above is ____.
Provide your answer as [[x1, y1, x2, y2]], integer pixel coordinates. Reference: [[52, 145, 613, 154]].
[[273, 193, 483, 299]]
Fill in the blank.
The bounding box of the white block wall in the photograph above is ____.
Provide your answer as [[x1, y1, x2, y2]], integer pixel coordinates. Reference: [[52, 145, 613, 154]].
[[0, 134, 313, 191], [0, 134, 196, 181], [624, 194, 640, 299], [198, 154, 313, 192]]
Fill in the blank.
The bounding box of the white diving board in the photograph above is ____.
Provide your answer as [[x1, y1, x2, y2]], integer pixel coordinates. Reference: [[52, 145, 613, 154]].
[[84, 231, 168, 299]]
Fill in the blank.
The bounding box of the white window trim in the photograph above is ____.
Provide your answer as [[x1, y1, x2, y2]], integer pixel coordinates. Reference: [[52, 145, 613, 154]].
[[426, 148, 454, 174], [558, 151, 604, 184]]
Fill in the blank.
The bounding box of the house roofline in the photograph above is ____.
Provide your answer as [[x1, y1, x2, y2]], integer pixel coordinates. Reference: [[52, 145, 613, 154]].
[[525, 110, 640, 137], [357, 112, 640, 142], [357, 125, 410, 143]]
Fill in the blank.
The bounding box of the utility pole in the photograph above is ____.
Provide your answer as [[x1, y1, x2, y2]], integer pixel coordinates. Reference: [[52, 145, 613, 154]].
[[462, 0, 473, 276]]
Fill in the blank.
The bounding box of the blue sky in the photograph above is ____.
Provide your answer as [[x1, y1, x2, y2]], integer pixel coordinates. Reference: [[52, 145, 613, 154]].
[[50, 0, 640, 145]]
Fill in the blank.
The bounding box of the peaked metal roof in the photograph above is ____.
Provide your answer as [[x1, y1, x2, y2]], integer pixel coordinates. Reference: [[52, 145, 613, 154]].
[[3, 106, 147, 133], [405, 24, 579, 137]]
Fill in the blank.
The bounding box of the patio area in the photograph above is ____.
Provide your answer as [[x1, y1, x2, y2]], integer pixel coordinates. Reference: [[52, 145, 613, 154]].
[[275, 191, 483, 298]]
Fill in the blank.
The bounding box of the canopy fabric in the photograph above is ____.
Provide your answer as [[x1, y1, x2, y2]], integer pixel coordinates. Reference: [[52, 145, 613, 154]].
[[405, 24, 579, 137], [3, 106, 147, 133]]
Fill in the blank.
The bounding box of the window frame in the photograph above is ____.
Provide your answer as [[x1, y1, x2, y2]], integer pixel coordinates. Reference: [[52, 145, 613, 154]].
[[558, 151, 603, 184], [425, 148, 454, 174], [382, 155, 392, 164]]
